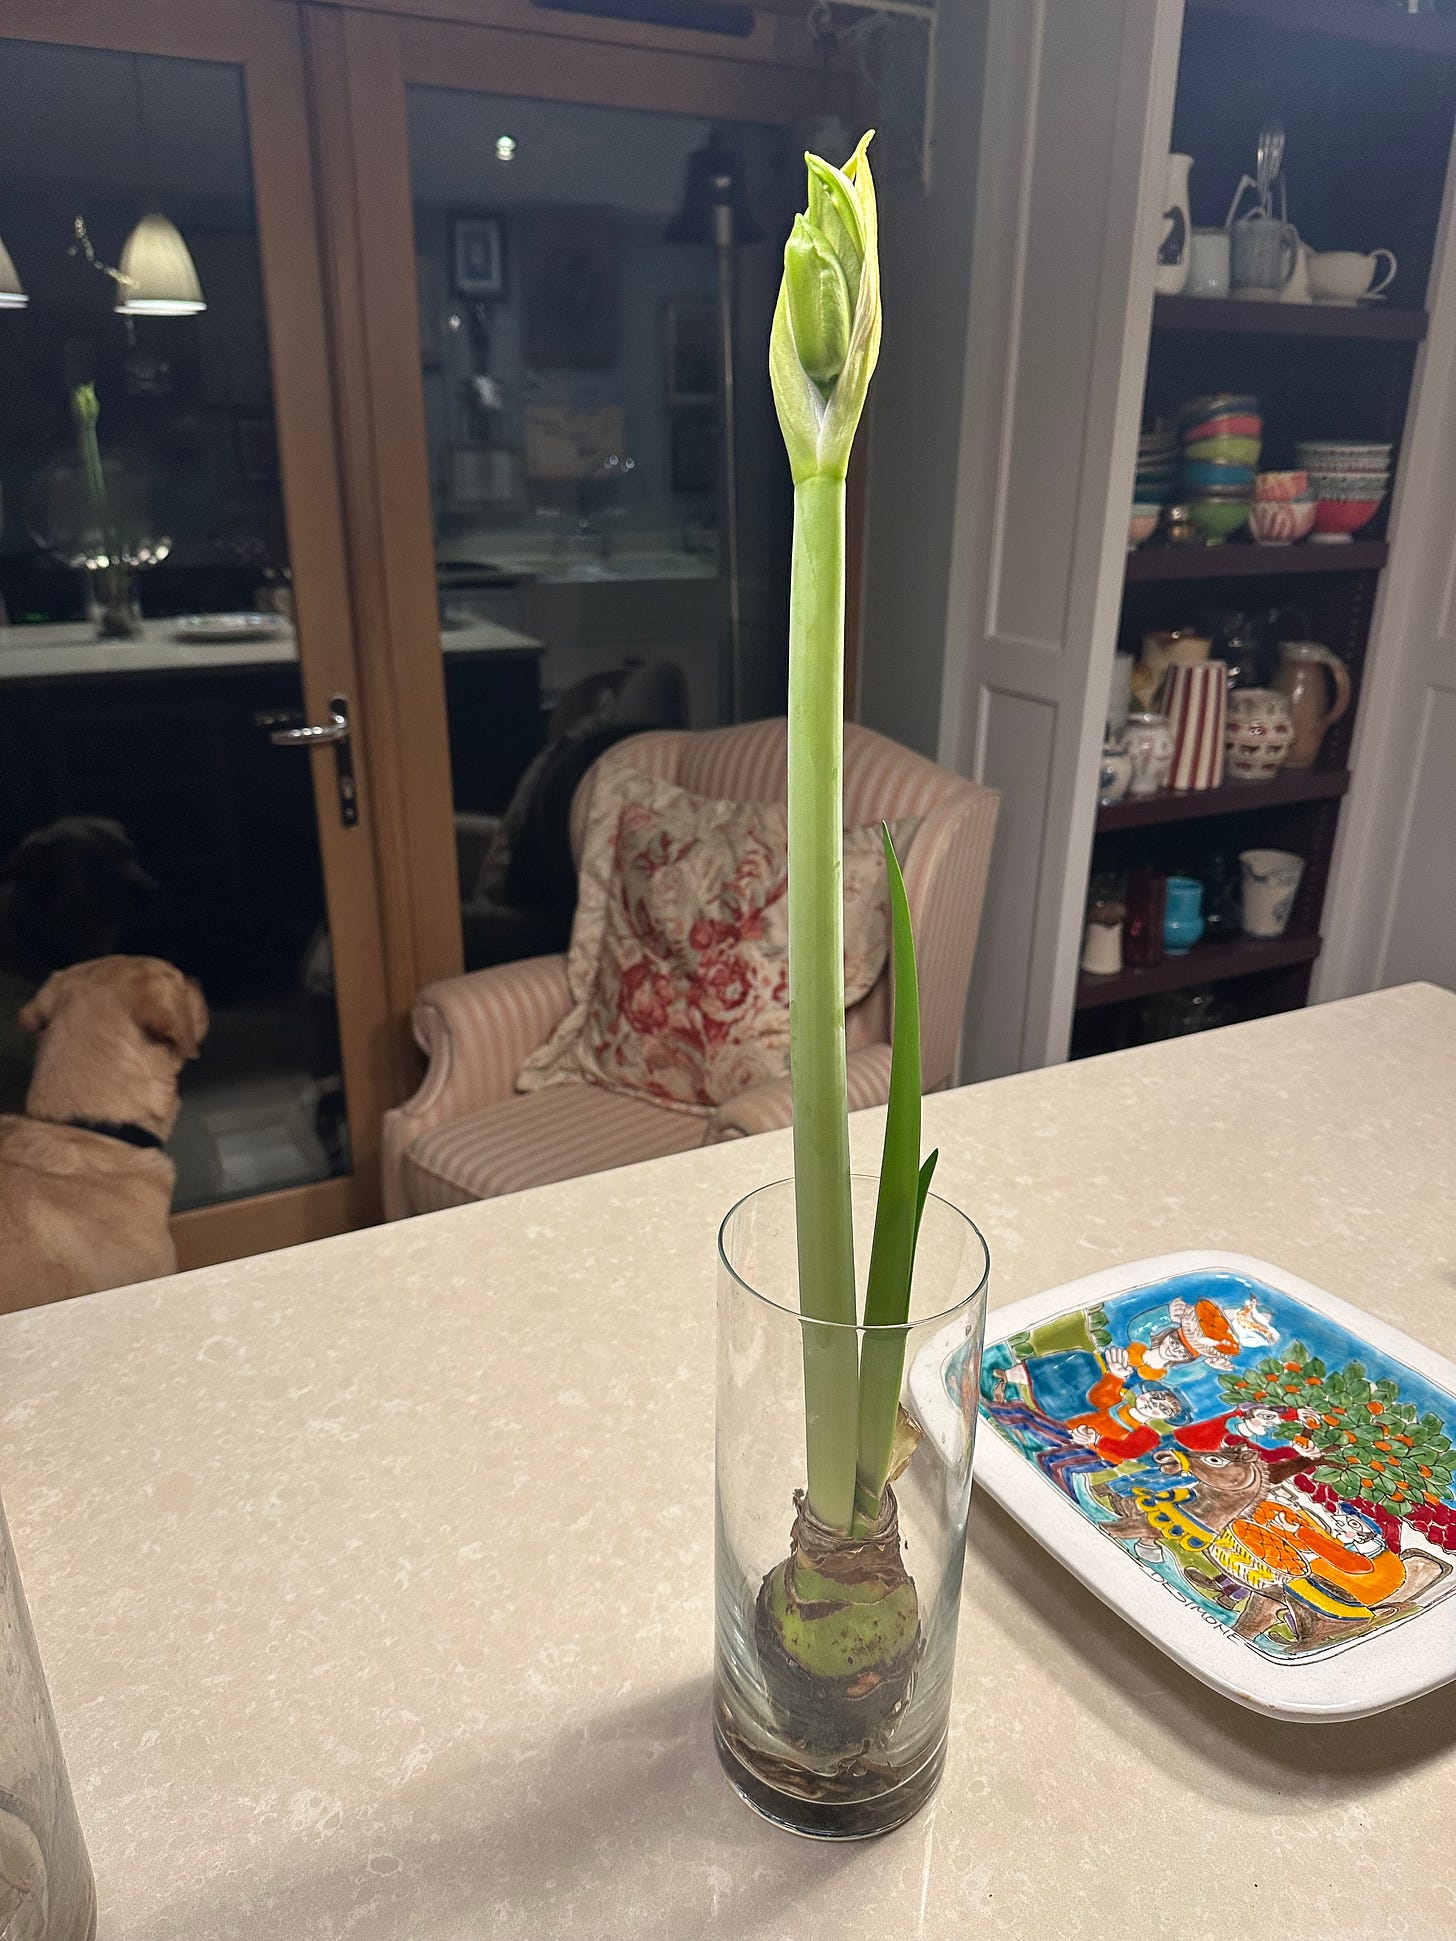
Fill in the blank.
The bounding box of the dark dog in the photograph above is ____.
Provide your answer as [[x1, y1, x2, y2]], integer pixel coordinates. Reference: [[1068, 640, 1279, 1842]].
[[0, 816, 156, 980]]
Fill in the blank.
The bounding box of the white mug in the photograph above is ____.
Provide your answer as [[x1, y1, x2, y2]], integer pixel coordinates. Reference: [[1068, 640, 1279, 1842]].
[[1240, 848, 1305, 938], [1308, 248, 1398, 305], [1187, 227, 1231, 299]]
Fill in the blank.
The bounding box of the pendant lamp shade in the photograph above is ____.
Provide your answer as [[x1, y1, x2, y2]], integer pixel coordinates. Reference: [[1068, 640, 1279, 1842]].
[[0, 234, 27, 309], [115, 212, 205, 315], [665, 143, 762, 246]]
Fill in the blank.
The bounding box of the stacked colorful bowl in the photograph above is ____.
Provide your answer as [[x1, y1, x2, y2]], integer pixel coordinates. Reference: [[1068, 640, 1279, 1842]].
[[1249, 470, 1316, 545], [1296, 440, 1392, 544], [1131, 420, 1178, 545], [1178, 393, 1262, 544], [1136, 421, 1179, 503]]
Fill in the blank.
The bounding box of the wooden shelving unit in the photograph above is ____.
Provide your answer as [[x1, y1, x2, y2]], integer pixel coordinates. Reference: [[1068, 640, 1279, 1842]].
[[1096, 767, 1348, 835], [1152, 295, 1428, 342], [1125, 542, 1387, 582], [1070, 0, 1456, 1059], [1076, 933, 1322, 1012]]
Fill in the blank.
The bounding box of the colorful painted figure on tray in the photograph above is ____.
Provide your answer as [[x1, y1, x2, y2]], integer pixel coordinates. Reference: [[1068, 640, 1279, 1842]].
[[974, 1271, 1456, 1664]]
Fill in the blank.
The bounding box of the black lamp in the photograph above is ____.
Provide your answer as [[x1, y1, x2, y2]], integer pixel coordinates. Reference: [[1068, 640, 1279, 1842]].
[[666, 142, 763, 248], [667, 139, 761, 722]]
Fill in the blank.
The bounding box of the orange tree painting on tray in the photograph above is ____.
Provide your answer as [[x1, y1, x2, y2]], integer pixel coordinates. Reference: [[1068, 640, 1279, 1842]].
[[974, 1271, 1456, 1663]]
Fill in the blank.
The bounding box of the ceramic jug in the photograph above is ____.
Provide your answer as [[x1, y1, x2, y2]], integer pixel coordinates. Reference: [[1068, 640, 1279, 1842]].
[[1224, 687, 1295, 781], [1275, 641, 1352, 767], [1240, 848, 1305, 938], [1156, 154, 1192, 295], [1098, 741, 1134, 806], [1123, 712, 1175, 797]]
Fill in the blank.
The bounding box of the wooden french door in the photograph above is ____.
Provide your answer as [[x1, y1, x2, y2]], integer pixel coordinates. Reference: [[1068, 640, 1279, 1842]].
[[305, 1, 847, 1001], [0, 0, 395, 1266]]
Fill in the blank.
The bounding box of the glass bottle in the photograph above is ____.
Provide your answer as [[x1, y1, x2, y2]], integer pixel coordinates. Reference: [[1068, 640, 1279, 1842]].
[[0, 1492, 96, 1941]]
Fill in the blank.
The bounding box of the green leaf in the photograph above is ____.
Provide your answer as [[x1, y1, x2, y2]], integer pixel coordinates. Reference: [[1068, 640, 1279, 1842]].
[[914, 1149, 939, 1249], [854, 824, 926, 1530]]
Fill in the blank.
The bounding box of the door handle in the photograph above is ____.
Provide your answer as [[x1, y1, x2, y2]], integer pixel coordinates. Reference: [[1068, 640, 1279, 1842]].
[[256, 693, 359, 828], [265, 699, 349, 747]]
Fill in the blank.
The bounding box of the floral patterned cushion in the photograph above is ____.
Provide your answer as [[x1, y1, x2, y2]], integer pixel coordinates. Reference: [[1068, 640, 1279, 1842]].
[[517, 763, 912, 1113]]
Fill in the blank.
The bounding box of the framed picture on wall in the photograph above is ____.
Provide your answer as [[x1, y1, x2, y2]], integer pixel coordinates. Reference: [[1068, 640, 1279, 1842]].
[[452, 215, 505, 297], [665, 300, 718, 405], [522, 210, 620, 370]]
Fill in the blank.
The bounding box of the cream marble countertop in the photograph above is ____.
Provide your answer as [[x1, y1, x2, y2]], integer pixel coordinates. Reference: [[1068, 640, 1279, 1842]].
[[3, 984, 1455, 1940], [0, 613, 540, 680]]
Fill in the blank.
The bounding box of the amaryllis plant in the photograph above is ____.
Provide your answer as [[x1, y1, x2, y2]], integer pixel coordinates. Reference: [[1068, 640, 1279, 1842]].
[[755, 133, 939, 1745]]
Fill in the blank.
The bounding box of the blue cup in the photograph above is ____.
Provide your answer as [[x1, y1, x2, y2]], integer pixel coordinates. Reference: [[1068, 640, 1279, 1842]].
[[1163, 876, 1205, 956]]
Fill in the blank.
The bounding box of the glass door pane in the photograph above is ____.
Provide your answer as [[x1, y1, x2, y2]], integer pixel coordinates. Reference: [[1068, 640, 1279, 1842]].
[[0, 39, 350, 1209], [404, 89, 794, 971]]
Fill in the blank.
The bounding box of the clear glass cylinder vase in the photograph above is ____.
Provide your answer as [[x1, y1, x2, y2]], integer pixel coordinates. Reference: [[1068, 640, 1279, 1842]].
[[714, 1176, 989, 1839], [0, 1493, 96, 1941]]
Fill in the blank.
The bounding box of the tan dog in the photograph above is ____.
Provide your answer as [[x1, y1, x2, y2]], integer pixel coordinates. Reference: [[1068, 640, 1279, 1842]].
[[0, 956, 207, 1314]]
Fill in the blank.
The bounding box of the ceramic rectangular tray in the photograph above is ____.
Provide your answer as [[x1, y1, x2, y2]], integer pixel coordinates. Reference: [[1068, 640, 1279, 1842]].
[[910, 1251, 1456, 1720]]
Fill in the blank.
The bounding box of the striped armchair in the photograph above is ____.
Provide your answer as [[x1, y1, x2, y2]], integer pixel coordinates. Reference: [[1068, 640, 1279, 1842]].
[[382, 719, 998, 1218]]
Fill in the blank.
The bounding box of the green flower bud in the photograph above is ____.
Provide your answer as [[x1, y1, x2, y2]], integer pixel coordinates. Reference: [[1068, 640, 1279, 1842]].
[[806, 156, 864, 310], [70, 382, 100, 431], [784, 214, 853, 385], [770, 132, 881, 483]]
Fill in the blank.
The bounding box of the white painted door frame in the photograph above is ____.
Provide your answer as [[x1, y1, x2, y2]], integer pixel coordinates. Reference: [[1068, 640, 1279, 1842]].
[[1317, 128, 1456, 1003], [937, 0, 1185, 1080]]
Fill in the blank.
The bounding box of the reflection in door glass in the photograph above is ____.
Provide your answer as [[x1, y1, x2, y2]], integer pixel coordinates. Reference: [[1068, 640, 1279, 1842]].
[[406, 91, 794, 972], [0, 41, 348, 1208]]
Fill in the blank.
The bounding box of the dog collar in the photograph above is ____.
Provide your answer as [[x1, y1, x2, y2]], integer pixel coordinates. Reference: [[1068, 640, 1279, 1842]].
[[52, 1117, 167, 1152]]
